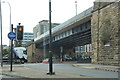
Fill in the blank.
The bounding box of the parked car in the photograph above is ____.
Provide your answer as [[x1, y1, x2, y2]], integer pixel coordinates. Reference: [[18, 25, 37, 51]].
[[64, 55, 72, 61], [2, 54, 9, 62], [82, 54, 91, 59], [42, 57, 56, 63]]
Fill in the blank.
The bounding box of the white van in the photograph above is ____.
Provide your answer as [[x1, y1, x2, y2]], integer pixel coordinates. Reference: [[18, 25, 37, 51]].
[[13, 47, 27, 63]]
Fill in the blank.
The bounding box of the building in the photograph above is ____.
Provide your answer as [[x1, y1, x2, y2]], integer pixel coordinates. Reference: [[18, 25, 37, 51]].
[[25, 20, 60, 62], [22, 32, 33, 45], [33, 20, 60, 39]]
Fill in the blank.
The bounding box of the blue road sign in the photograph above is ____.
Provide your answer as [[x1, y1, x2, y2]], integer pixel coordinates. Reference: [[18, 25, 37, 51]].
[[8, 32, 16, 40]]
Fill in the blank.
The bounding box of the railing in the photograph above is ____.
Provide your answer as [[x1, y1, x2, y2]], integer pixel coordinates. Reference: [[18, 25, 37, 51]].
[[34, 7, 93, 42]]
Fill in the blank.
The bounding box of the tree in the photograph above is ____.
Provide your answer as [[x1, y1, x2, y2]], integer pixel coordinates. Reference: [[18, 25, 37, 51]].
[[2, 48, 9, 56]]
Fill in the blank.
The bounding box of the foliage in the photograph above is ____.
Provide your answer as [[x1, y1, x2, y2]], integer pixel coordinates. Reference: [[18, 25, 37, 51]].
[[15, 44, 22, 47], [2, 49, 9, 56]]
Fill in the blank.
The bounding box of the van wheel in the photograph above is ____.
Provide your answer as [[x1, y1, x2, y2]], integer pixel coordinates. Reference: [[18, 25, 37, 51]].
[[20, 59, 25, 64]]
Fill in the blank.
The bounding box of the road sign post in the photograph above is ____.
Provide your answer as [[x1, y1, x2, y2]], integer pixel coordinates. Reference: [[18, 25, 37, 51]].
[[8, 24, 15, 72]]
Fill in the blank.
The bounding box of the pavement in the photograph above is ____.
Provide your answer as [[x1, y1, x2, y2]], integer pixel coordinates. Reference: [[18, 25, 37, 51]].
[[0, 62, 120, 79], [72, 63, 120, 72], [1, 64, 92, 78]]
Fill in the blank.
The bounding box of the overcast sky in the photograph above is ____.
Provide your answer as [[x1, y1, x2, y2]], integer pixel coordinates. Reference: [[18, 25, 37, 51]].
[[1, 0, 95, 45]]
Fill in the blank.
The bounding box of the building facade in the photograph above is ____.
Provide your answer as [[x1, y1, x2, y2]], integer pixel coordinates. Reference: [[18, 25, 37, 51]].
[[33, 20, 60, 39], [22, 32, 33, 45]]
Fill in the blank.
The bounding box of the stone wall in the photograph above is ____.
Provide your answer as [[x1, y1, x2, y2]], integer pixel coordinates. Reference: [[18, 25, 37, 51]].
[[27, 44, 45, 63], [26, 43, 36, 63], [35, 48, 44, 62], [91, 2, 120, 65]]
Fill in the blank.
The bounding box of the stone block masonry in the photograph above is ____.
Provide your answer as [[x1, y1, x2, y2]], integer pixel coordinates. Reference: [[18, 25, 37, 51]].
[[91, 1, 120, 66]]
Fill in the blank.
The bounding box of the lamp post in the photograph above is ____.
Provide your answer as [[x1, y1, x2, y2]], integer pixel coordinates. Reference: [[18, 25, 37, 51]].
[[47, 0, 55, 75], [0, 0, 3, 67], [2, 1, 11, 32], [2, 1, 12, 71], [43, 25, 46, 59], [75, 0, 77, 16]]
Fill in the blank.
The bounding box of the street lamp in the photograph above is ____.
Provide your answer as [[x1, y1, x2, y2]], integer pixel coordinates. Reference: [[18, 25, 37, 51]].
[[47, 0, 55, 75], [75, 0, 78, 16], [43, 25, 46, 59], [2, 1, 12, 50], [2, 1, 11, 32], [0, 0, 3, 67], [2, 1, 13, 71]]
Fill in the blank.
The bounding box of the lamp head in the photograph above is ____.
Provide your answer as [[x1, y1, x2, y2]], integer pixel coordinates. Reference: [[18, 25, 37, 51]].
[[2, 1, 6, 3]]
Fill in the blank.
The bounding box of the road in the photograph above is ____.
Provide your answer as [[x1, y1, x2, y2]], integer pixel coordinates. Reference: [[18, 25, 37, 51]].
[[21, 63, 118, 78]]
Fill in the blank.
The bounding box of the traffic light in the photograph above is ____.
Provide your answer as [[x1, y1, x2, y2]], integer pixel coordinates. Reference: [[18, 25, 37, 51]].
[[17, 25, 24, 40]]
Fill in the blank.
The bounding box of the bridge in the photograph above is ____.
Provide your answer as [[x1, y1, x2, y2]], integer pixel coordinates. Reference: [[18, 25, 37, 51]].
[[34, 7, 92, 60], [27, 2, 119, 66]]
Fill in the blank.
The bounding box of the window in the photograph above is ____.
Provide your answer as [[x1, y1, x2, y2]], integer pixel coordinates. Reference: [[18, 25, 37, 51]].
[[23, 50, 27, 55], [70, 29, 72, 35], [52, 37, 55, 41], [24, 36, 27, 37], [64, 31, 67, 37], [80, 25, 83, 30], [61, 33, 64, 38], [40, 25, 44, 34], [66, 31, 69, 36], [55, 36, 58, 41], [29, 33, 33, 35], [32, 53, 35, 57], [86, 21, 91, 28], [24, 39, 28, 40], [63, 32, 65, 38], [85, 23, 87, 29], [60, 34, 63, 39], [24, 33, 28, 35], [67, 30, 70, 36], [58, 35, 60, 40], [40, 24, 47, 34]]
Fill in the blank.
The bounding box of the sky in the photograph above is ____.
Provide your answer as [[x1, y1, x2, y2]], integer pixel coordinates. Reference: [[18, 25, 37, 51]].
[[1, 0, 95, 45]]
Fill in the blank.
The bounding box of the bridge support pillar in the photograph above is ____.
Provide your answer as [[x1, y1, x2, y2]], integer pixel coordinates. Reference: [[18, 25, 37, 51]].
[[91, 1, 120, 66]]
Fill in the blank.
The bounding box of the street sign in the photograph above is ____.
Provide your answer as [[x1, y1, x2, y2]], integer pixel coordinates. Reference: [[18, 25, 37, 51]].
[[8, 32, 16, 40]]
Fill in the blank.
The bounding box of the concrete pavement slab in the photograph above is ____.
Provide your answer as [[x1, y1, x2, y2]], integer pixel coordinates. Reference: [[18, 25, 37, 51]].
[[2, 65, 93, 78], [72, 63, 120, 72]]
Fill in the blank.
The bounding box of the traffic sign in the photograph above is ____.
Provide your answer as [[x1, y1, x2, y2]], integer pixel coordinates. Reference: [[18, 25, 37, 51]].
[[8, 32, 16, 40]]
